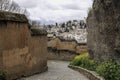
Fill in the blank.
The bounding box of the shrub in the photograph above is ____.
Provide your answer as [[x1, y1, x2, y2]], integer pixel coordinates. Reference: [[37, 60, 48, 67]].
[[0, 71, 7, 80], [75, 53, 89, 59], [70, 53, 97, 71], [96, 60, 120, 80], [70, 53, 120, 80], [70, 58, 80, 66], [80, 59, 97, 71], [70, 53, 89, 66]]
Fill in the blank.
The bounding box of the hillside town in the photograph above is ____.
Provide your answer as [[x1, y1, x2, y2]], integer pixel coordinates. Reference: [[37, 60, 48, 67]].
[[45, 20, 87, 44]]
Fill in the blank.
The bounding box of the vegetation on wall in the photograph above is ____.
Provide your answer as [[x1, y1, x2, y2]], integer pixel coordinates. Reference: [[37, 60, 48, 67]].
[[0, 71, 7, 80], [87, 7, 93, 14]]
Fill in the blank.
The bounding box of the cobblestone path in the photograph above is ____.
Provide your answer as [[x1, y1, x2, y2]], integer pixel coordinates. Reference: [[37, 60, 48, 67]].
[[21, 60, 89, 80]]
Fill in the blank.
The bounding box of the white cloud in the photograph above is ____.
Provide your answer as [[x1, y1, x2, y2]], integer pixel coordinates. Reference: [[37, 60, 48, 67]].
[[13, 0, 93, 24]]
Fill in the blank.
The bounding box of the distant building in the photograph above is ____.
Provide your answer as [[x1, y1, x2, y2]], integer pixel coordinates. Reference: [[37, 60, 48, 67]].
[[45, 20, 87, 44]]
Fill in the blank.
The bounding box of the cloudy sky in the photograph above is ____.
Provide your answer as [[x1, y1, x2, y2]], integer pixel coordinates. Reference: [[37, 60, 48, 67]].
[[13, 0, 93, 24]]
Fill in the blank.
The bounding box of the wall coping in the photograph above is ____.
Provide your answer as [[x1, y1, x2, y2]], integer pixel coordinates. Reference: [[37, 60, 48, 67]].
[[31, 29, 47, 36], [68, 65, 105, 80], [0, 11, 28, 22], [55, 37, 87, 45]]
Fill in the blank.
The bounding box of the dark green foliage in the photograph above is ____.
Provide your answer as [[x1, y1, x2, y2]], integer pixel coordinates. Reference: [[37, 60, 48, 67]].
[[70, 58, 81, 66], [0, 72, 7, 80], [96, 60, 120, 80], [114, 47, 120, 54], [79, 58, 97, 71], [70, 54, 120, 80]]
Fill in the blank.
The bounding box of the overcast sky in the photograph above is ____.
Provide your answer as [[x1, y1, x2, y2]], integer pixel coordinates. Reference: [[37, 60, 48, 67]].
[[13, 0, 93, 24]]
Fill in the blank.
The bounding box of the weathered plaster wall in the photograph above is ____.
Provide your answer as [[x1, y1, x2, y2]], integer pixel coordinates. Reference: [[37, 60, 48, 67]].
[[29, 36, 47, 74], [0, 21, 31, 79], [47, 49, 77, 61], [47, 38, 87, 60], [87, 0, 120, 61], [0, 12, 47, 80], [48, 38, 87, 54], [76, 45, 88, 54], [57, 41, 76, 52]]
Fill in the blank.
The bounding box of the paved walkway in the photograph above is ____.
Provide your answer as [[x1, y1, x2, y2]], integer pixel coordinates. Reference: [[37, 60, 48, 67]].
[[21, 60, 89, 80]]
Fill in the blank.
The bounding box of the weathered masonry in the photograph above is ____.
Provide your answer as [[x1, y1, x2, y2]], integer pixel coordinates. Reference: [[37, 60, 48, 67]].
[[87, 0, 120, 61], [0, 12, 47, 80], [47, 38, 87, 60]]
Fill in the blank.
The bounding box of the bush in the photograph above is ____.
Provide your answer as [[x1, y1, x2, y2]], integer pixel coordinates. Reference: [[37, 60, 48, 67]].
[[70, 53, 120, 80], [70, 53, 97, 71], [70, 53, 89, 66], [96, 60, 120, 80], [80, 59, 97, 71], [0, 71, 7, 80]]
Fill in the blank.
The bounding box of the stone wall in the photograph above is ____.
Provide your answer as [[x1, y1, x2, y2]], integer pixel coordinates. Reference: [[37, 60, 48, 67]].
[[57, 41, 76, 52], [0, 12, 47, 80], [47, 38, 87, 60], [47, 49, 77, 61], [68, 65, 105, 80], [48, 38, 87, 54], [87, 0, 120, 61]]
